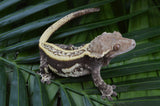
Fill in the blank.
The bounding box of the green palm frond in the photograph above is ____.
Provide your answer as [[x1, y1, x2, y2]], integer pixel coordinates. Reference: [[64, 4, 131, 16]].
[[0, 0, 160, 105]]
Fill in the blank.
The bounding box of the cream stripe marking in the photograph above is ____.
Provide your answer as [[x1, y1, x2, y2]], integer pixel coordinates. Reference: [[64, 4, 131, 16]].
[[61, 63, 81, 73], [39, 42, 110, 61]]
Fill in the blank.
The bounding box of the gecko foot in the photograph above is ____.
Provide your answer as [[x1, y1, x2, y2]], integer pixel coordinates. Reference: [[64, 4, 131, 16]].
[[37, 71, 54, 84], [101, 85, 117, 101]]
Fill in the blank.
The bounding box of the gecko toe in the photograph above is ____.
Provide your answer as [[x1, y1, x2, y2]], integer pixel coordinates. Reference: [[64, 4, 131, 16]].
[[112, 91, 117, 97], [112, 85, 116, 89], [46, 80, 51, 84], [100, 84, 117, 100], [101, 95, 113, 101], [107, 96, 113, 101], [41, 79, 45, 83], [36, 71, 41, 75], [101, 95, 106, 99]]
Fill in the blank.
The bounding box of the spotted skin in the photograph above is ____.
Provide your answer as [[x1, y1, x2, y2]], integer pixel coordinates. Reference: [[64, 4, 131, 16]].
[[91, 65, 117, 100], [39, 47, 118, 100]]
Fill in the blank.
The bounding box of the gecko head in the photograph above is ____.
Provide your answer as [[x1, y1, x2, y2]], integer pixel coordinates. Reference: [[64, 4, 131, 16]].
[[88, 31, 136, 58]]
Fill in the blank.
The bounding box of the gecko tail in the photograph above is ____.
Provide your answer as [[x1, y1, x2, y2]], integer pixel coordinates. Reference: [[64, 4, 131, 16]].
[[39, 8, 100, 43]]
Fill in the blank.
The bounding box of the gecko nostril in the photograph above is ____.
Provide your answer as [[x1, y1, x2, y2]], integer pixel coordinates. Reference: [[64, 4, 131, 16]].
[[131, 40, 136, 47], [132, 43, 135, 46]]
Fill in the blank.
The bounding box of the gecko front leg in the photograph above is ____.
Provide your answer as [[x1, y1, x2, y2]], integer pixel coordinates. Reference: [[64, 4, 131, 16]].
[[91, 65, 117, 101]]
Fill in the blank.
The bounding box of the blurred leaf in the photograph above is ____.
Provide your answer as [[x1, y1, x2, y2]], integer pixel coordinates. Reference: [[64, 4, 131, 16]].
[[112, 96, 160, 106], [0, 62, 7, 106], [54, 8, 148, 39], [103, 59, 160, 78], [0, 0, 66, 27], [116, 77, 160, 92], [128, 0, 149, 32], [85, 77, 160, 94], [0, 0, 20, 11], [125, 26, 160, 41], [15, 53, 40, 64], [0, 37, 39, 53], [0, 0, 115, 42]]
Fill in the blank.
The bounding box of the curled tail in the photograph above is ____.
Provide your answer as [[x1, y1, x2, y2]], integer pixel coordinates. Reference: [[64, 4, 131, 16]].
[[39, 8, 100, 43]]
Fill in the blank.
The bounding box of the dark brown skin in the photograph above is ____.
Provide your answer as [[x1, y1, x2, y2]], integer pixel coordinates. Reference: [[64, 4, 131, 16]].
[[39, 47, 117, 100]]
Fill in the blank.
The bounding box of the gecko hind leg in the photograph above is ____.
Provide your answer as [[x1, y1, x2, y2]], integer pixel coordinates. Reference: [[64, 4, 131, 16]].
[[38, 54, 54, 84]]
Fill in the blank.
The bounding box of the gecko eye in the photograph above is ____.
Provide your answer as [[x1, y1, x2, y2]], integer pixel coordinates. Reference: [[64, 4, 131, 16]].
[[113, 44, 120, 51]]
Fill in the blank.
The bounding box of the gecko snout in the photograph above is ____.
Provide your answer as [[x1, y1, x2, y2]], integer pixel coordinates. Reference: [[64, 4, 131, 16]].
[[131, 39, 136, 48]]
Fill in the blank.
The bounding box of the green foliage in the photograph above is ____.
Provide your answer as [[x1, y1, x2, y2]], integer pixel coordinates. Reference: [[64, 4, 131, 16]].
[[0, 0, 160, 105]]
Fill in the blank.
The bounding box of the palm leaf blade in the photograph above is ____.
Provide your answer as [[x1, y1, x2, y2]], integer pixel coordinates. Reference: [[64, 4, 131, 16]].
[[0, 0, 20, 11], [0, 0, 65, 27], [0, 0, 115, 42], [54, 9, 148, 39], [60, 87, 71, 106], [0, 63, 7, 106], [9, 67, 28, 106], [32, 75, 49, 106]]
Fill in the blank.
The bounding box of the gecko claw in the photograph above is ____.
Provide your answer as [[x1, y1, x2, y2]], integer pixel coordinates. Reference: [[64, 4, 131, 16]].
[[102, 95, 113, 101]]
